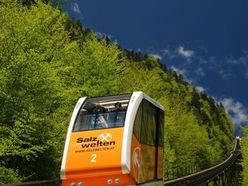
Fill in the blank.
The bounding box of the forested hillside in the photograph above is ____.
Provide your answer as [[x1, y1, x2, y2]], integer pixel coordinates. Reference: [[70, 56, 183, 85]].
[[242, 127, 248, 185], [0, 0, 234, 183]]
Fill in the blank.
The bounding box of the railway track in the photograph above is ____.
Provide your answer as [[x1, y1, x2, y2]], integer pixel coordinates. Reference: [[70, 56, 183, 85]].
[[164, 139, 241, 186]]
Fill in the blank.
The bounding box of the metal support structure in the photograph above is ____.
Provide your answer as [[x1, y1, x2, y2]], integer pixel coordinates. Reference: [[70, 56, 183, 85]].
[[164, 139, 242, 186], [205, 157, 242, 186]]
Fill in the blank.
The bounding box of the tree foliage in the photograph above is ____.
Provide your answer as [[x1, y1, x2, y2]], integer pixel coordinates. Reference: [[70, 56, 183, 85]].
[[0, 0, 79, 182], [242, 125, 248, 185], [0, 0, 235, 183]]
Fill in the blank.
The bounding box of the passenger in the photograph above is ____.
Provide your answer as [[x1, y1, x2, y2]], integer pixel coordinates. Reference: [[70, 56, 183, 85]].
[[92, 105, 108, 128], [86, 109, 96, 129], [114, 102, 125, 111], [113, 102, 126, 127]]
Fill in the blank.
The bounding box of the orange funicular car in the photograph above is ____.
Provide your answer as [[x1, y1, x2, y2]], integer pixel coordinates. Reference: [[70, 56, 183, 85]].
[[61, 91, 164, 186]]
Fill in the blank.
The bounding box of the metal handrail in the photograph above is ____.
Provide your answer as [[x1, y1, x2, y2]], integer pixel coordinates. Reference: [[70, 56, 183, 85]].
[[164, 139, 241, 186]]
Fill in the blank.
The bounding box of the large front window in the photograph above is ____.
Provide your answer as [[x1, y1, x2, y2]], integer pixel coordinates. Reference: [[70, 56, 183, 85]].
[[73, 94, 131, 132]]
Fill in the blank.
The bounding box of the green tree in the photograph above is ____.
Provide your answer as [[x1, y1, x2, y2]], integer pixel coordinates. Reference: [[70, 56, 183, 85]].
[[0, 0, 80, 182], [242, 125, 248, 185], [71, 33, 125, 97]]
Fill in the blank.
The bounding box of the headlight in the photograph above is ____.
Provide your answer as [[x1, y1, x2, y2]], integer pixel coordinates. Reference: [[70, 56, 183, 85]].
[[115, 177, 120, 184], [107, 179, 113, 185], [78, 182, 83, 186]]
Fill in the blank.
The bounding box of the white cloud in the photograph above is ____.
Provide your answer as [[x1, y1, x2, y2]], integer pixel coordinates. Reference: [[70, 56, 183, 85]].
[[227, 52, 248, 65], [152, 54, 163, 60], [199, 57, 208, 65], [221, 98, 248, 126], [176, 46, 194, 59], [239, 55, 248, 65], [170, 65, 194, 83], [218, 70, 232, 79], [95, 32, 113, 40], [227, 58, 238, 65], [196, 86, 205, 93], [195, 67, 205, 77], [159, 48, 175, 60], [171, 65, 187, 77], [161, 49, 170, 56], [71, 2, 81, 14]]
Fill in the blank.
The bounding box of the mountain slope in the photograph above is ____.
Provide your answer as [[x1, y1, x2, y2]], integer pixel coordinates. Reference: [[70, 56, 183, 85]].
[[0, 0, 234, 183]]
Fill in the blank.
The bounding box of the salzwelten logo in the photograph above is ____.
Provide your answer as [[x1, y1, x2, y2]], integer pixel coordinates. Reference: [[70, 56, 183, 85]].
[[76, 133, 116, 148]]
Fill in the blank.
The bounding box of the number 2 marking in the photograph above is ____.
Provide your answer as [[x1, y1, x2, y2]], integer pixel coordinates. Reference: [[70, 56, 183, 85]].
[[90, 154, 97, 163]]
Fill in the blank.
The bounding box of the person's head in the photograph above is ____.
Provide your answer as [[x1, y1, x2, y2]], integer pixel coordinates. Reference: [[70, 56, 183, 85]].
[[115, 102, 122, 109], [93, 105, 105, 113]]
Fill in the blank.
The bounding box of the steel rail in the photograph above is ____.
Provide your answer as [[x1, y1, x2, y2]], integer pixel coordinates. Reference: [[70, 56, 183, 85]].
[[164, 139, 241, 186]]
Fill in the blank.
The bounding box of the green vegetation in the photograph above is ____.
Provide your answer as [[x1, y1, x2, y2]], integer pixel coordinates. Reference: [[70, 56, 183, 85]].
[[242, 126, 248, 185], [0, 0, 234, 183]]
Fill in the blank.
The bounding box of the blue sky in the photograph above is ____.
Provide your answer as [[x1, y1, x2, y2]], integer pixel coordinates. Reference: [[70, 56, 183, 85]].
[[64, 0, 248, 132]]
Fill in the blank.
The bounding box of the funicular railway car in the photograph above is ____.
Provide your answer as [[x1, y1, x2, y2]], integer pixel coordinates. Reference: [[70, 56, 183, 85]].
[[61, 91, 164, 186]]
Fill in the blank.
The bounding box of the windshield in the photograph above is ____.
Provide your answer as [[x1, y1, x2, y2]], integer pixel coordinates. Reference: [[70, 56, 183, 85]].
[[73, 94, 131, 132]]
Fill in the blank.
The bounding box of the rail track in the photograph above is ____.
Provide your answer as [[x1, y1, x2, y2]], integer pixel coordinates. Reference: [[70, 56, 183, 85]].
[[164, 139, 241, 186]]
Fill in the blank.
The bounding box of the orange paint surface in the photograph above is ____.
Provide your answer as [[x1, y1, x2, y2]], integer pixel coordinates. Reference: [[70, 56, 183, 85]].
[[64, 128, 124, 180], [130, 135, 160, 184], [62, 174, 132, 186]]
